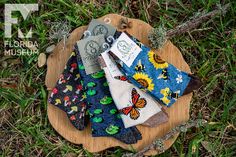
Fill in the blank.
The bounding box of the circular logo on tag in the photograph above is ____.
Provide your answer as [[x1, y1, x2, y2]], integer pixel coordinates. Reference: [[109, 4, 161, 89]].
[[92, 24, 108, 36], [117, 40, 131, 55], [84, 40, 100, 59]]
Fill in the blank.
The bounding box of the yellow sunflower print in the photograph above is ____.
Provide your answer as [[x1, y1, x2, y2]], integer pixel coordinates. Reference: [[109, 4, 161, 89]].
[[148, 51, 168, 69], [133, 73, 154, 91]]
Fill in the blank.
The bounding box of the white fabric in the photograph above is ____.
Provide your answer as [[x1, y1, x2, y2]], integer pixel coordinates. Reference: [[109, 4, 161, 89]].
[[101, 52, 164, 128]]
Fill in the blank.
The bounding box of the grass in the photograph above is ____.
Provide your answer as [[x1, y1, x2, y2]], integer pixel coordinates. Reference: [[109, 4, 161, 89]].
[[0, 0, 236, 156]]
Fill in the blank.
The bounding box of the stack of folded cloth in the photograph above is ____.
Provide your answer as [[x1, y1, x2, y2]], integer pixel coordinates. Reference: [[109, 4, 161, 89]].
[[48, 19, 202, 144]]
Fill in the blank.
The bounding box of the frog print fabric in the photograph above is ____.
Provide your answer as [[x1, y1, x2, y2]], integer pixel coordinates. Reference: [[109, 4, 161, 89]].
[[109, 32, 202, 107], [48, 52, 89, 130], [74, 45, 142, 144]]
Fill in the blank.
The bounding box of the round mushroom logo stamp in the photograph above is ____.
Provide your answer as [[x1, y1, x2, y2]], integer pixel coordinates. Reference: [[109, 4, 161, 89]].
[[117, 40, 131, 55], [84, 40, 101, 60], [92, 24, 108, 36]]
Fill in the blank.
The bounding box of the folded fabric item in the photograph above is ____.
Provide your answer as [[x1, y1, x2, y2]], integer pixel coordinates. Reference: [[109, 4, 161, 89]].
[[48, 52, 89, 130], [99, 51, 168, 128], [109, 32, 202, 107], [75, 41, 142, 144], [47, 19, 115, 131]]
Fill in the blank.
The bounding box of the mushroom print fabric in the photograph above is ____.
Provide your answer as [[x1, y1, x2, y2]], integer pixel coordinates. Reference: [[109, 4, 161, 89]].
[[109, 32, 202, 107], [99, 52, 169, 128], [48, 52, 89, 130], [74, 46, 142, 144]]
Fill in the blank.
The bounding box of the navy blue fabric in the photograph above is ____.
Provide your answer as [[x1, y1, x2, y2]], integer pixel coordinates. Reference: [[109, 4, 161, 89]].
[[48, 53, 88, 130], [74, 46, 142, 144]]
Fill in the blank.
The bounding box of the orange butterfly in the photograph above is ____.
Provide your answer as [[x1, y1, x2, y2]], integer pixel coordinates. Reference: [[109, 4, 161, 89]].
[[120, 88, 146, 120]]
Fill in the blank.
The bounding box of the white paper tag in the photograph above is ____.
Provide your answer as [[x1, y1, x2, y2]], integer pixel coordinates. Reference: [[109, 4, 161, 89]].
[[101, 51, 123, 77], [110, 33, 141, 67]]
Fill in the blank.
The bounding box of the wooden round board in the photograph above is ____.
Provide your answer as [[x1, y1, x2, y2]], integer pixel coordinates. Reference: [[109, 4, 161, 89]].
[[45, 14, 192, 155]]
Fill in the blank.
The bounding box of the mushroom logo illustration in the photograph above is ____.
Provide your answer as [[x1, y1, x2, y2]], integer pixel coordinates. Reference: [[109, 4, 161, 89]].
[[75, 85, 82, 94], [55, 99, 61, 105], [74, 74, 80, 81], [70, 63, 77, 73], [67, 106, 78, 114], [50, 88, 58, 97], [71, 95, 78, 102], [63, 85, 72, 93], [64, 96, 70, 106]]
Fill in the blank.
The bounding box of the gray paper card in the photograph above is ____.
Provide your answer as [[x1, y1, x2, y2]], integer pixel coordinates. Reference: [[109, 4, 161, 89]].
[[77, 34, 106, 75], [87, 19, 116, 38]]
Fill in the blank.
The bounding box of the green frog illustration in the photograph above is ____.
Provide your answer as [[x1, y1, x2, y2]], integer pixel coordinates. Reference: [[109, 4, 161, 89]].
[[91, 71, 105, 79], [105, 125, 119, 135], [94, 109, 103, 114], [109, 109, 117, 114], [93, 117, 103, 123], [103, 82, 108, 87], [87, 89, 96, 96], [116, 114, 121, 119], [87, 82, 96, 87], [100, 96, 113, 105]]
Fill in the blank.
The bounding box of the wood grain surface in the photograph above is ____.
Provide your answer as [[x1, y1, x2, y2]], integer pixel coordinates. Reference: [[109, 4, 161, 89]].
[[45, 14, 192, 155]]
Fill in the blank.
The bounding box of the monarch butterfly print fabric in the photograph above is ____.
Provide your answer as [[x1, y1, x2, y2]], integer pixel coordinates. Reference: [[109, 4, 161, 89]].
[[109, 32, 202, 107], [102, 59, 168, 128]]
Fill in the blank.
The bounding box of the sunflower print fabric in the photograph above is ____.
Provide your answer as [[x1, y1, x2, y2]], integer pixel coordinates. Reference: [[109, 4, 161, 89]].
[[109, 32, 201, 107], [74, 45, 142, 144], [133, 73, 154, 91]]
